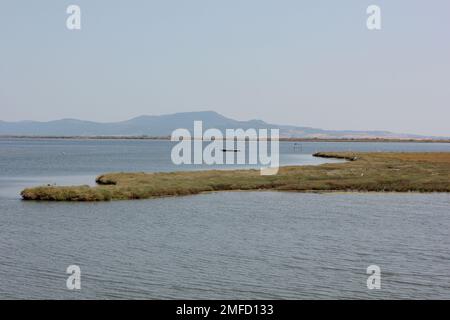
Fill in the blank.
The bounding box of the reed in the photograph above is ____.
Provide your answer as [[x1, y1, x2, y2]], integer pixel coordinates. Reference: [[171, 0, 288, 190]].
[[21, 152, 450, 201]]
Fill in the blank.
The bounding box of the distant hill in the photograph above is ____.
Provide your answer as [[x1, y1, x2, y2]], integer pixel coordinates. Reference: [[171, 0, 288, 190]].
[[0, 111, 444, 139]]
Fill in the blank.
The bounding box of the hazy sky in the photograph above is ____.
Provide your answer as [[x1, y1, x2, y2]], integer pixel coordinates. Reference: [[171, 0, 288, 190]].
[[1, 1, 449, 136]]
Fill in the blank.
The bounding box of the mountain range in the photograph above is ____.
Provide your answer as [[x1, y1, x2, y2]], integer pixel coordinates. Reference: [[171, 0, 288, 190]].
[[0, 111, 444, 139]]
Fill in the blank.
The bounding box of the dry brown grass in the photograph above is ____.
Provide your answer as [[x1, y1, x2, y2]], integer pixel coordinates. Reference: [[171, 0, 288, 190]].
[[21, 152, 450, 201]]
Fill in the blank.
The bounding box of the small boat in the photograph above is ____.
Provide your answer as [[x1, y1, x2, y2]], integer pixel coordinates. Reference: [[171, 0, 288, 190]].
[[221, 149, 240, 152]]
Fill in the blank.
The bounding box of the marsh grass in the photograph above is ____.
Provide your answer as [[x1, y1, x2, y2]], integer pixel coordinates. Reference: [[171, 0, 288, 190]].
[[21, 152, 450, 201]]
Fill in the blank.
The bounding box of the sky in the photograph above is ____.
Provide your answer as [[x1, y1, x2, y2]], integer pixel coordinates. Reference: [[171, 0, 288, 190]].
[[1, 0, 449, 136]]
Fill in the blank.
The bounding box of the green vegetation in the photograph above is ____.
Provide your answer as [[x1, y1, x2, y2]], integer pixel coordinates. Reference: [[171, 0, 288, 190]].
[[21, 152, 450, 201]]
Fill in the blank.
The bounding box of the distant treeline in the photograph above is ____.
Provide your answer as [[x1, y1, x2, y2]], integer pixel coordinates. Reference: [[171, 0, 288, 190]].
[[1, 135, 450, 143]]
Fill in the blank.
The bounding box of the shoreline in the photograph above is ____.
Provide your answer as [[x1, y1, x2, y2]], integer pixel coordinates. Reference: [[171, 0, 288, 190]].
[[21, 152, 450, 201], [2, 135, 450, 143]]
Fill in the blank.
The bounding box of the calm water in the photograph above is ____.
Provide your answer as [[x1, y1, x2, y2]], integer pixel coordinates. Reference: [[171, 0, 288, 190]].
[[0, 138, 450, 299]]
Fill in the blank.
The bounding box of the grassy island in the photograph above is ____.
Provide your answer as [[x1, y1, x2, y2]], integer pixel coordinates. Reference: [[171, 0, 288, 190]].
[[21, 152, 450, 201]]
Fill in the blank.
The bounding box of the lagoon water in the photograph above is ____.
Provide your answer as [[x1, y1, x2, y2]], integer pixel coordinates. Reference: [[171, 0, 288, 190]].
[[0, 138, 450, 299]]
